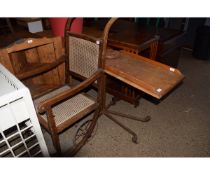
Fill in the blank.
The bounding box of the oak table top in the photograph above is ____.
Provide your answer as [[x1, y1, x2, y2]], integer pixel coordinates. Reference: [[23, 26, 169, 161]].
[[105, 51, 184, 99]]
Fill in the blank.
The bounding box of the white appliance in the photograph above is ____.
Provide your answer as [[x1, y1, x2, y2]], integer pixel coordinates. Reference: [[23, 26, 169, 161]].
[[0, 64, 49, 157]]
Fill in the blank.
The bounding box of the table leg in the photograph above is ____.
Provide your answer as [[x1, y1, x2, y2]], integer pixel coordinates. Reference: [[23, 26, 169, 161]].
[[101, 72, 151, 144]]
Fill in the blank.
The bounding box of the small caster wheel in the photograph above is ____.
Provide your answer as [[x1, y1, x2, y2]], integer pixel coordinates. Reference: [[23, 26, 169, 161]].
[[132, 135, 138, 144]]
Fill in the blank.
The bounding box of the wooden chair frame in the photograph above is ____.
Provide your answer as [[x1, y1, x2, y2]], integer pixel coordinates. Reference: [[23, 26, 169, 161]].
[[35, 18, 105, 156]]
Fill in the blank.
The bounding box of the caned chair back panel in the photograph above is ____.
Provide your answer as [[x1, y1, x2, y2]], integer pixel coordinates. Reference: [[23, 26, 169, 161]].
[[68, 35, 100, 79]]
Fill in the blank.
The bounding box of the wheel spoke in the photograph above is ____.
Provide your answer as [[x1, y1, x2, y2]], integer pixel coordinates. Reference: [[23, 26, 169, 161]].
[[74, 119, 98, 145]]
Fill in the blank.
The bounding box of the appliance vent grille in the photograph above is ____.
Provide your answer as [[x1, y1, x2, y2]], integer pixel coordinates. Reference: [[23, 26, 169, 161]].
[[0, 117, 43, 157], [0, 64, 49, 157]]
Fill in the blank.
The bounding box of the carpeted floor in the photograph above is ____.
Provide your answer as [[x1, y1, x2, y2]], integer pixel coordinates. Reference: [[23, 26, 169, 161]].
[[43, 49, 210, 157]]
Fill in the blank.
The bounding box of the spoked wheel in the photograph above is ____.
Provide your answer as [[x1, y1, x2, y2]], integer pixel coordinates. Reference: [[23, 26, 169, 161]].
[[73, 119, 98, 146]]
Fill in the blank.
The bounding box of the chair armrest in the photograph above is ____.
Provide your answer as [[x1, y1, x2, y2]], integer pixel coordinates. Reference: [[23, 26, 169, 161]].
[[37, 69, 103, 113]]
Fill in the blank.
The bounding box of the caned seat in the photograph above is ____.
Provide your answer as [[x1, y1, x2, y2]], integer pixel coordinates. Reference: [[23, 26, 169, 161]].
[[34, 86, 96, 132]]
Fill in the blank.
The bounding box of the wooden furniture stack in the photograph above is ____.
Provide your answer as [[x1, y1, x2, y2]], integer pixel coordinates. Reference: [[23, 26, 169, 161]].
[[0, 36, 65, 99]]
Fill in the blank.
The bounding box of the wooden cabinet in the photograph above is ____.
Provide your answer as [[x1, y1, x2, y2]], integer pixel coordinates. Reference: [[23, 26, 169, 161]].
[[0, 36, 65, 99]]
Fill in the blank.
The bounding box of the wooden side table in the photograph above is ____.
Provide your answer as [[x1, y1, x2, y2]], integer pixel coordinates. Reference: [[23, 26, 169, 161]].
[[83, 19, 186, 107], [105, 34, 159, 107], [103, 49, 184, 143], [83, 23, 159, 107]]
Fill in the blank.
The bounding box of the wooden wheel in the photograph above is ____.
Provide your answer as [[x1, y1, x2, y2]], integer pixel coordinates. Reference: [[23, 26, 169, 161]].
[[73, 119, 98, 146]]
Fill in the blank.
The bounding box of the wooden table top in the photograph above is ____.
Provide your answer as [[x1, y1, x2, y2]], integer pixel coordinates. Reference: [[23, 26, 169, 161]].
[[105, 50, 184, 99], [83, 19, 184, 50]]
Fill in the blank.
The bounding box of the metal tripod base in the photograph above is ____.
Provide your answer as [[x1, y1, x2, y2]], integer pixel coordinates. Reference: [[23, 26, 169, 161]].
[[103, 98, 151, 144]]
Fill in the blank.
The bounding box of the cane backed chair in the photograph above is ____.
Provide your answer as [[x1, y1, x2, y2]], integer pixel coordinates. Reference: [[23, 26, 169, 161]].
[[34, 18, 104, 156]]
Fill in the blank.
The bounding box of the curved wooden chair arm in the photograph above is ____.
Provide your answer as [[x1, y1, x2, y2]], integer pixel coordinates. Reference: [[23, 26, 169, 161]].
[[101, 18, 118, 67], [64, 18, 77, 51], [37, 69, 103, 113], [64, 18, 75, 36]]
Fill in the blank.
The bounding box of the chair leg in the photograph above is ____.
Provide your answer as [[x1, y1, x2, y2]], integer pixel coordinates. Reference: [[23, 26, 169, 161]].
[[46, 109, 62, 156], [51, 132, 62, 155]]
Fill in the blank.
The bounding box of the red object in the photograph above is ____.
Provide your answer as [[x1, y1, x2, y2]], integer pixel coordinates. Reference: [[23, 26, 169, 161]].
[[49, 18, 83, 37]]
